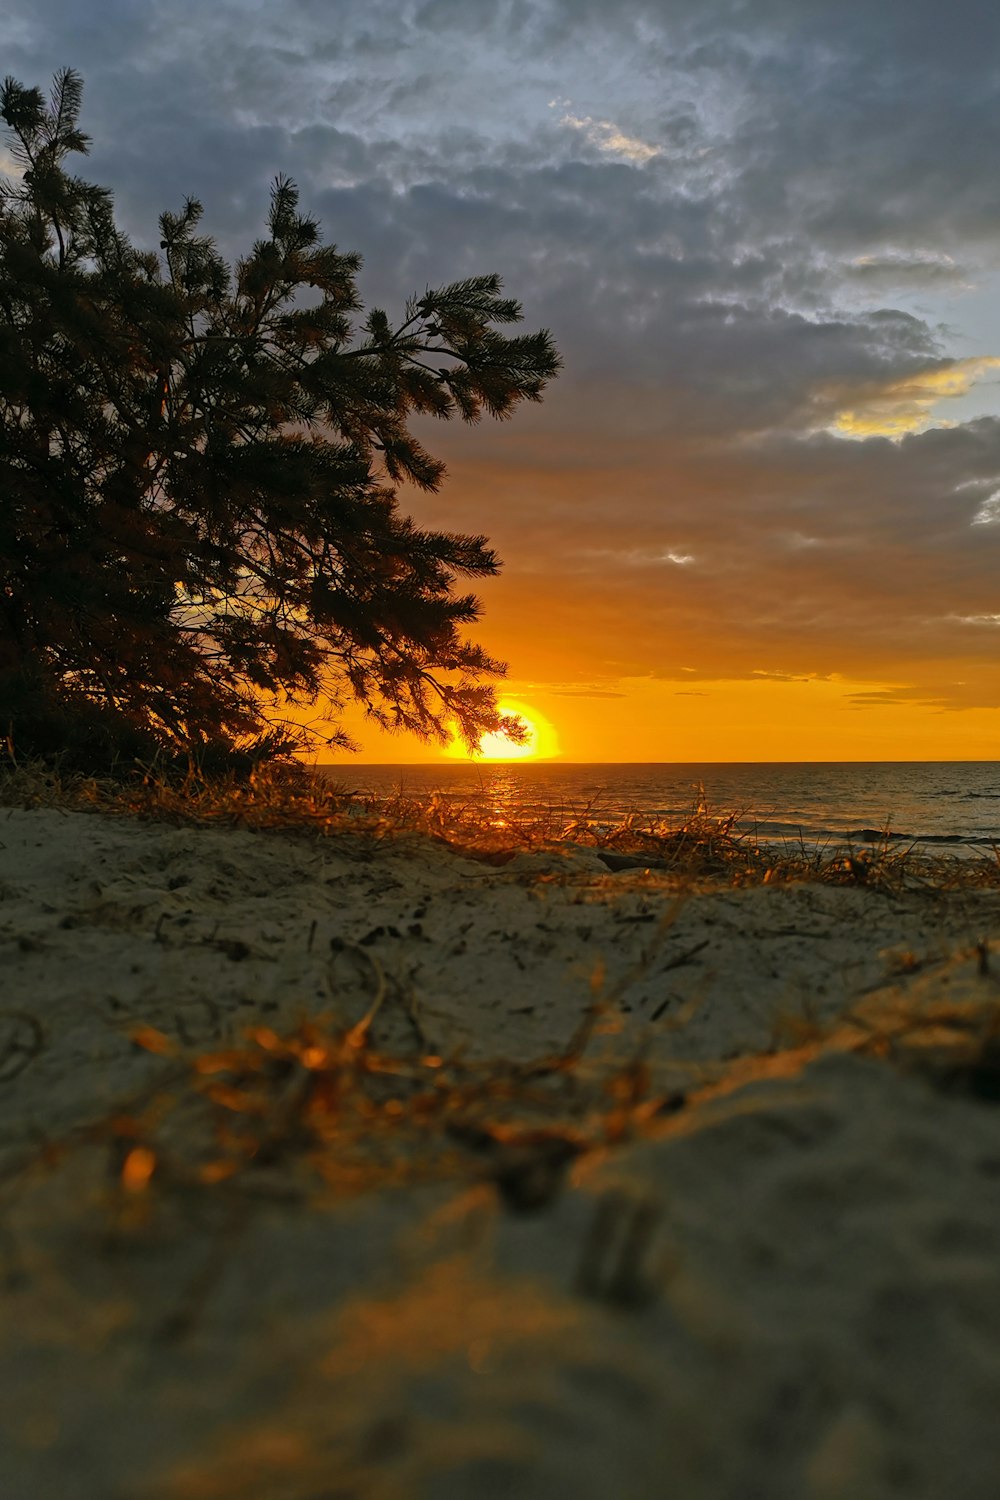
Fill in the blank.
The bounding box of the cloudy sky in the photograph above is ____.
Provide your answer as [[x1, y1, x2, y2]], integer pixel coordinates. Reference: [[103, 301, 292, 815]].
[[6, 0, 1000, 760]]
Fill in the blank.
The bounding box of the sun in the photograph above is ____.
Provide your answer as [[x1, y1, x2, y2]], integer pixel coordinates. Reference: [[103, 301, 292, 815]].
[[443, 700, 560, 761]]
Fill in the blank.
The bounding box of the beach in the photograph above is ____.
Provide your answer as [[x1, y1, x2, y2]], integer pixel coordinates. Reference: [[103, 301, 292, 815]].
[[3, 802, 1000, 1498]]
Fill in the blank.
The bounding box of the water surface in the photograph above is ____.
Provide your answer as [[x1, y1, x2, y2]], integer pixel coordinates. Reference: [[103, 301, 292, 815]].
[[319, 761, 1000, 854]]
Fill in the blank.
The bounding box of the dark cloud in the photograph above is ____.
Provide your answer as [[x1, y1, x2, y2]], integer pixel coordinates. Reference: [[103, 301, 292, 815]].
[[845, 689, 948, 712], [551, 689, 627, 699], [752, 672, 810, 683]]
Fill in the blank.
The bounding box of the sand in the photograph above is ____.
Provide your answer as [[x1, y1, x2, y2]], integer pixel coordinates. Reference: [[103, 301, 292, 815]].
[[2, 804, 1000, 1498]]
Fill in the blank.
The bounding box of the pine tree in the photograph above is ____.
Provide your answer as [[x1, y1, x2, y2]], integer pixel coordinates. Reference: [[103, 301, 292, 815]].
[[0, 69, 560, 767]]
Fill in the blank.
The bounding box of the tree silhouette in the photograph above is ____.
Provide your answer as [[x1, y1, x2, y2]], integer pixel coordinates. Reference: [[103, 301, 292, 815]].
[[0, 69, 559, 767]]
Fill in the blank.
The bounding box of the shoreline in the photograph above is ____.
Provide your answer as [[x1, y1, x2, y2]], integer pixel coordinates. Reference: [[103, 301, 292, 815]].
[[314, 758, 1000, 857], [3, 802, 1000, 1497]]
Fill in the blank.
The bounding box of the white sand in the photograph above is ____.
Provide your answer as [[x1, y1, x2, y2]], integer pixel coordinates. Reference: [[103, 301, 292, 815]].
[[2, 806, 1000, 1498]]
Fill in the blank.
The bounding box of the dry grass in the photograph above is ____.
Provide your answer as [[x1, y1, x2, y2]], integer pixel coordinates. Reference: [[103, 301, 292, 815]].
[[3, 986, 668, 1348], [0, 1027, 589, 1344]]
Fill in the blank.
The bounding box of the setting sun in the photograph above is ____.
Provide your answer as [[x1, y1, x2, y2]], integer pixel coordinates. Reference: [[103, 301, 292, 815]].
[[444, 700, 561, 761]]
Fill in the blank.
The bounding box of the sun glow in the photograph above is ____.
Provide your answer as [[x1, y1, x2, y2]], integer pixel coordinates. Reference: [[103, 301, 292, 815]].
[[444, 700, 561, 761]]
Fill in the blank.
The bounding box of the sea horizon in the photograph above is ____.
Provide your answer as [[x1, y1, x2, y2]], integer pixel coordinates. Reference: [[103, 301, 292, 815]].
[[319, 757, 1000, 767]]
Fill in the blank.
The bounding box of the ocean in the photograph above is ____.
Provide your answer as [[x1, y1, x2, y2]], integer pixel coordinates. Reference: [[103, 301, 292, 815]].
[[318, 761, 1000, 855]]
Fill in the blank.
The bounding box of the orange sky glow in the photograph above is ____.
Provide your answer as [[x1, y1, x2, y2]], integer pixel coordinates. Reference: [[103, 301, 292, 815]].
[[323, 424, 1000, 764], [328, 671, 1000, 764]]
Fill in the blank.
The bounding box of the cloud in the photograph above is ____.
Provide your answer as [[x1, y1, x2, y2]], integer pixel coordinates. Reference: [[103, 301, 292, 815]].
[[965, 482, 1000, 526], [550, 687, 627, 698], [555, 106, 660, 164], [845, 688, 947, 711], [752, 670, 810, 682], [831, 358, 1000, 439], [578, 546, 696, 567], [844, 249, 968, 293]]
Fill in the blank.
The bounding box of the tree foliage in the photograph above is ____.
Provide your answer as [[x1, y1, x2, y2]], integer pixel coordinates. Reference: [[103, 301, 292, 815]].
[[0, 68, 560, 767]]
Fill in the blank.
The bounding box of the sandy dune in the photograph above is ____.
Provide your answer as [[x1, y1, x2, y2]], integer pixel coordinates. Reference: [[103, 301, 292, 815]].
[[3, 806, 1000, 1498]]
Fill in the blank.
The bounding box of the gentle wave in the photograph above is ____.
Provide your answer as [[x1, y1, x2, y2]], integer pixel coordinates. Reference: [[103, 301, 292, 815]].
[[319, 761, 1000, 856]]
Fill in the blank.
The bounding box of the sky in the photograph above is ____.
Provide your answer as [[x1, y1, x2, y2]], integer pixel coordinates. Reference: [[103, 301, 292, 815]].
[[5, 0, 1000, 762]]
